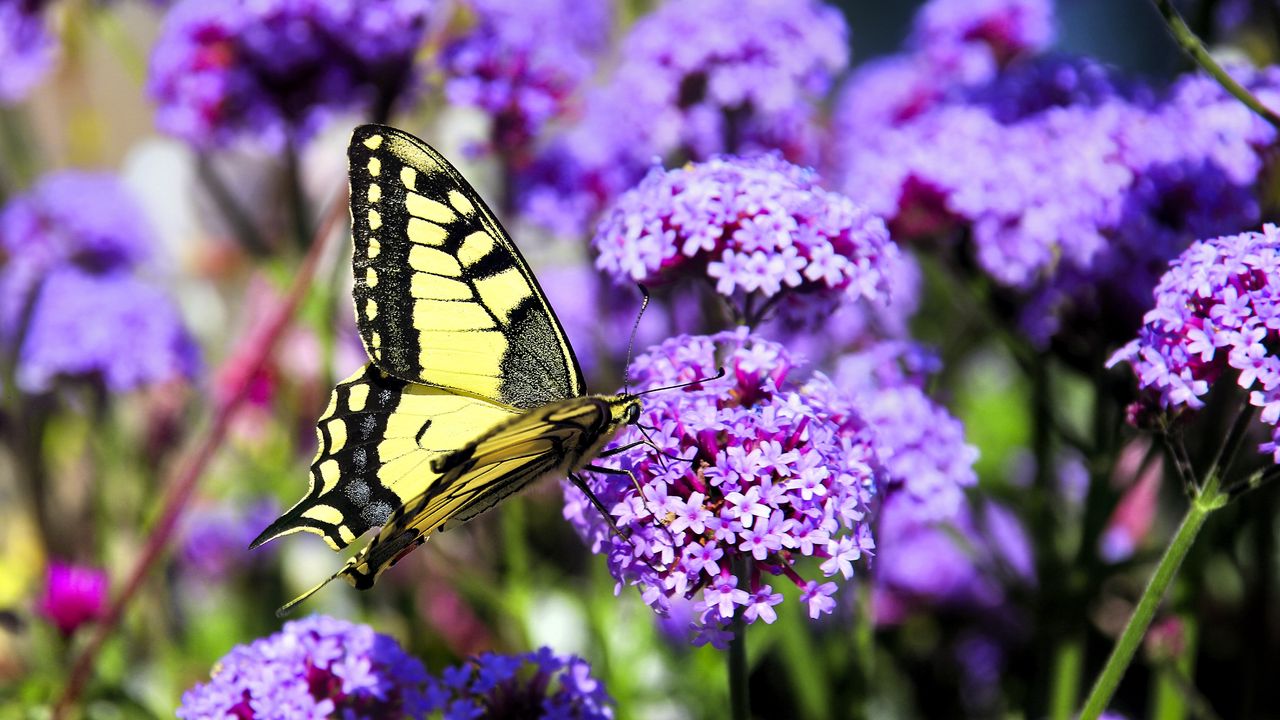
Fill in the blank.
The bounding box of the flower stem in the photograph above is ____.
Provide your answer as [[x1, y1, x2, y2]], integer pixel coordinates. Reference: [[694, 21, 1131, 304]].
[[729, 556, 751, 720], [1148, 0, 1280, 130], [51, 187, 350, 719], [1077, 476, 1226, 719], [1048, 636, 1083, 720]]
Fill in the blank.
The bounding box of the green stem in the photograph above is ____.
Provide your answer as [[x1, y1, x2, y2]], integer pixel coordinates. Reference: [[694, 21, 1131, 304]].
[[1149, 0, 1280, 130], [1049, 637, 1084, 720], [1078, 478, 1226, 719], [728, 556, 751, 720]]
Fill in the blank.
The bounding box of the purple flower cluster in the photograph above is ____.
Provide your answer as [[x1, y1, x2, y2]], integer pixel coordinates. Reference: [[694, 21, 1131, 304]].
[[177, 615, 432, 719], [513, 0, 849, 238], [593, 155, 900, 325], [613, 0, 847, 161], [835, 4, 1276, 347], [37, 561, 108, 637], [443, 0, 610, 155], [1109, 224, 1280, 460], [0, 171, 199, 394], [0, 0, 56, 103], [149, 0, 435, 149], [423, 648, 613, 719], [563, 330, 879, 645], [910, 0, 1053, 66]]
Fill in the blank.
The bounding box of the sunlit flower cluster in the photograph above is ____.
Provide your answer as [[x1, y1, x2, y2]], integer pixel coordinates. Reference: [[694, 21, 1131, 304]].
[[594, 155, 899, 323], [177, 615, 432, 718], [564, 331, 880, 645], [1109, 224, 1280, 459]]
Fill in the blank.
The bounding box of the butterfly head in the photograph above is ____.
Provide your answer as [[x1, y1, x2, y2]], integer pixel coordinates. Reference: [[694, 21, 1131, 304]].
[[609, 395, 642, 428]]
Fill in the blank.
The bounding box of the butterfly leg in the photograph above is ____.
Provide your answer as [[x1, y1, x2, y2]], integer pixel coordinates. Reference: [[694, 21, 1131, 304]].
[[583, 463, 680, 549], [568, 471, 637, 549]]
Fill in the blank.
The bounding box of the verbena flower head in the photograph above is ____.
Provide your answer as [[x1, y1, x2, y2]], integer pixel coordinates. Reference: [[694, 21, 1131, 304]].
[[563, 330, 880, 646], [1108, 224, 1280, 460], [835, 58, 1274, 349], [422, 648, 614, 719], [36, 561, 108, 637], [443, 0, 610, 155], [177, 615, 432, 719], [149, 0, 435, 149], [0, 0, 56, 103], [0, 171, 200, 393], [910, 0, 1054, 65], [613, 0, 847, 161], [593, 155, 899, 325]]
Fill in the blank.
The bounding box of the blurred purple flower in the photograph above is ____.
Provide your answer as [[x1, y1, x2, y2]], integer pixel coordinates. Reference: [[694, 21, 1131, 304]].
[[563, 330, 880, 645], [424, 647, 614, 719], [179, 499, 280, 581], [874, 496, 1033, 618], [835, 57, 1275, 349], [1109, 224, 1280, 461], [177, 615, 431, 719], [18, 270, 200, 393], [37, 561, 108, 637], [514, 0, 848, 238], [149, 0, 435, 149], [443, 0, 610, 156], [0, 171, 199, 394], [615, 0, 847, 160], [831, 344, 980, 523], [0, 0, 56, 102], [594, 155, 900, 326], [910, 0, 1054, 66]]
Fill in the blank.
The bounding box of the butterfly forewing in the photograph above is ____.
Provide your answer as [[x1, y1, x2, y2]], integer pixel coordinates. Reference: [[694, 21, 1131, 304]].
[[349, 125, 584, 410]]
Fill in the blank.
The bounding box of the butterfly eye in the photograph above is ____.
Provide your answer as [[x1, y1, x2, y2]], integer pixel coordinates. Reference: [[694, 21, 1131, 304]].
[[624, 404, 640, 424]]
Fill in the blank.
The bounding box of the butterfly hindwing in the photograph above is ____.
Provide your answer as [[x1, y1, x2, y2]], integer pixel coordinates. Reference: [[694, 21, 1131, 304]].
[[250, 363, 520, 551], [331, 396, 617, 589], [348, 124, 584, 410]]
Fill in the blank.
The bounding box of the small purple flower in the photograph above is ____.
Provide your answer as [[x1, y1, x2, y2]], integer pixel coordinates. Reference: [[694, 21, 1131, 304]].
[[149, 0, 436, 149], [36, 561, 108, 637], [1109, 224, 1280, 460], [423, 648, 614, 719], [0, 0, 56, 103], [443, 0, 610, 155], [0, 171, 200, 394], [594, 155, 900, 326], [176, 615, 432, 719], [563, 330, 881, 645]]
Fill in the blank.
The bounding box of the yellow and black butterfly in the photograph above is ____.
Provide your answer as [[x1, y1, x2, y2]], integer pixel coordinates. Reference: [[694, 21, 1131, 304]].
[[251, 124, 642, 614]]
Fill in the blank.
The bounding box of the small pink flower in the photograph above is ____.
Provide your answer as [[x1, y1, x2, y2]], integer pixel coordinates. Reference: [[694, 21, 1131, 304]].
[[37, 561, 108, 637]]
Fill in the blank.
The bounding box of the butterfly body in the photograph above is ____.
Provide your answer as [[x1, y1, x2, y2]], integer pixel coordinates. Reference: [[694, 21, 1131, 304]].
[[252, 125, 640, 611]]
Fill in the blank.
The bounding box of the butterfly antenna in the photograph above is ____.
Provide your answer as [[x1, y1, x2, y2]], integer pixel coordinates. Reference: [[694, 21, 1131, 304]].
[[623, 284, 650, 395], [634, 366, 726, 396]]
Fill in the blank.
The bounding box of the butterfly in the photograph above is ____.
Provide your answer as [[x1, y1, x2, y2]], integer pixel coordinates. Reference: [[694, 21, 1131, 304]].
[[251, 124, 643, 614]]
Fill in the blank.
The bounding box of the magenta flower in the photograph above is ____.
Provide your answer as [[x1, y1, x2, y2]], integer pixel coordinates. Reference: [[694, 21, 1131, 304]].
[[37, 561, 108, 637], [563, 330, 880, 645]]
